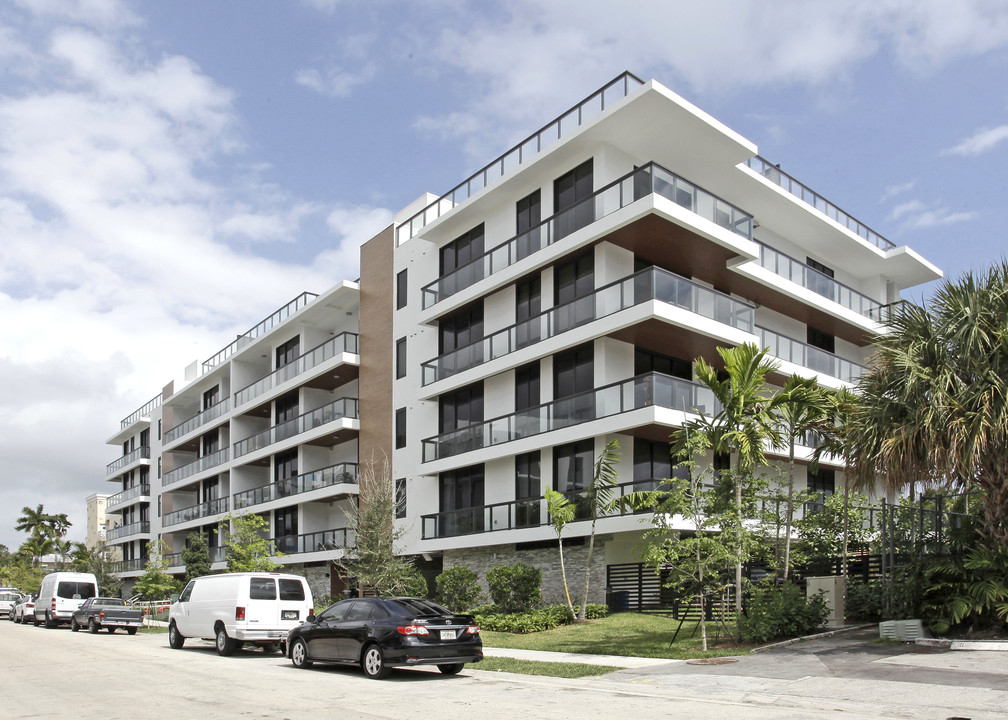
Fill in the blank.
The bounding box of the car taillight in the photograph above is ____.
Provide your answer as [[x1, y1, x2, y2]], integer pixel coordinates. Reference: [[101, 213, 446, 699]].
[[235, 606, 245, 620], [397, 624, 430, 636], [466, 624, 480, 635], [100, 611, 105, 620]]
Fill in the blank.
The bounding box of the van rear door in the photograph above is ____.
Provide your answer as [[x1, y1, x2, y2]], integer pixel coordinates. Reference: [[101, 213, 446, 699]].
[[277, 578, 310, 625], [245, 577, 281, 636]]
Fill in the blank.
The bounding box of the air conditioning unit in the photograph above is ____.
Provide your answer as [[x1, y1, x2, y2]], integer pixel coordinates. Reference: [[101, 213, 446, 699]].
[[879, 619, 925, 641]]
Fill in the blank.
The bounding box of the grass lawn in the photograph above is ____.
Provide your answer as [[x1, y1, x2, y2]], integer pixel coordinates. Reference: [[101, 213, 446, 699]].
[[473, 657, 621, 677], [480, 611, 750, 659]]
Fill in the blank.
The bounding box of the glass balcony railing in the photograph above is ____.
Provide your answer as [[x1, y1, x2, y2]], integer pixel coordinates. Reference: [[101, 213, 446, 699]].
[[422, 371, 720, 462], [422, 161, 754, 309], [111, 558, 146, 573], [162, 448, 229, 487], [107, 521, 151, 541], [397, 72, 645, 246], [107, 483, 150, 509], [756, 242, 882, 319], [233, 333, 359, 408], [163, 398, 230, 445], [423, 266, 754, 385], [119, 394, 161, 430], [106, 446, 150, 476], [233, 463, 359, 510], [163, 547, 227, 568], [745, 156, 896, 252], [270, 528, 353, 556], [202, 292, 319, 371], [757, 326, 865, 383], [233, 398, 359, 459], [162, 497, 229, 528]]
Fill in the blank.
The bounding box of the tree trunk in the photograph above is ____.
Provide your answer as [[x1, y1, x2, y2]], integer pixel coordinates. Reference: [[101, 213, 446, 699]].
[[783, 439, 795, 581], [579, 517, 597, 621], [842, 482, 850, 578], [558, 536, 576, 620], [735, 479, 743, 627], [698, 542, 707, 652]]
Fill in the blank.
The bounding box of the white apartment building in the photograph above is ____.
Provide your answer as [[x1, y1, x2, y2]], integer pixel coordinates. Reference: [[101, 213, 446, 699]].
[[101, 73, 940, 603]]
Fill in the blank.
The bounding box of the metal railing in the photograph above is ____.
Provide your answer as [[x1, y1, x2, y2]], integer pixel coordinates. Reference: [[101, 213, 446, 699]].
[[421, 161, 754, 309], [422, 371, 720, 462], [397, 72, 645, 246], [107, 521, 151, 541], [162, 448, 229, 486], [163, 398, 230, 445], [163, 546, 227, 568], [107, 483, 150, 509], [111, 558, 146, 573], [423, 265, 754, 385], [270, 528, 352, 556], [757, 326, 865, 383], [233, 333, 359, 408], [233, 463, 359, 510], [232, 398, 359, 459], [119, 394, 162, 430], [202, 292, 319, 371], [162, 497, 230, 528], [745, 156, 895, 251], [106, 446, 151, 476], [756, 242, 882, 319]]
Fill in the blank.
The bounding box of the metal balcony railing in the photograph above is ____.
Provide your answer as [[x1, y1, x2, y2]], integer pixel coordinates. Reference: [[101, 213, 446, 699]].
[[270, 528, 352, 556], [106, 446, 151, 476], [119, 394, 161, 430], [162, 448, 229, 487], [757, 326, 865, 383], [202, 292, 319, 371], [163, 398, 230, 445], [107, 521, 151, 541], [233, 463, 359, 510], [106, 483, 150, 509], [232, 398, 359, 459], [162, 497, 229, 528]]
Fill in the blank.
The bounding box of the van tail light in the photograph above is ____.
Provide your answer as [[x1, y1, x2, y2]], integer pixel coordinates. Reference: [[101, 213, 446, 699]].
[[235, 606, 246, 621], [51, 599, 56, 613], [397, 624, 430, 636], [466, 624, 480, 635]]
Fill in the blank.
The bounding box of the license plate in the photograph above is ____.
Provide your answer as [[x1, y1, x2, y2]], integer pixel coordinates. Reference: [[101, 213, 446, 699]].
[[282, 610, 298, 620], [440, 630, 456, 640]]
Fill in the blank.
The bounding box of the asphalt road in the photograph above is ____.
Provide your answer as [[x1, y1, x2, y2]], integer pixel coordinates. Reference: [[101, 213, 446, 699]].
[[2, 622, 1006, 719]]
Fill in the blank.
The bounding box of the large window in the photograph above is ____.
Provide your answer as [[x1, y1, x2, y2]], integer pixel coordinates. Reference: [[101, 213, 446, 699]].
[[808, 468, 835, 510], [553, 440, 593, 519], [275, 508, 298, 553], [395, 337, 407, 379], [203, 384, 220, 410], [439, 382, 483, 434], [806, 257, 836, 301], [554, 251, 594, 330], [516, 190, 542, 260], [439, 304, 483, 355], [276, 336, 300, 370], [515, 362, 540, 412], [633, 439, 688, 492], [807, 325, 836, 375], [439, 465, 485, 535], [395, 478, 407, 519], [553, 343, 594, 423], [275, 450, 298, 495], [553, 159, 593, 239], [515, 451, 541, 527], [515, 277, 541, 349], [440, 224, 485, 276], [395, 408, 406, 449], [396, 268, 408, 310]]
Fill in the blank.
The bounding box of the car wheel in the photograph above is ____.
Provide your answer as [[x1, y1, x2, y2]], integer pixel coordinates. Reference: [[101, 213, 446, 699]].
[[70, 618, 79, 632], [45, 613, 55, 629], [361, 644, 390, 679], [215, 626, 236, 656], [438, 663, 465, 675], [168, 622, 185, 649], [126, 627, 137, 636], [290, 638, 312, 669], [88, 618, 98, 634], [32, 614, 40, 627]]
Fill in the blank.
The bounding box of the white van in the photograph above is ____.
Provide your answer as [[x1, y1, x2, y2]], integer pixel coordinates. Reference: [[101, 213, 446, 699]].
[[34, 572, 99, 628], [168, 572, 313, 656]]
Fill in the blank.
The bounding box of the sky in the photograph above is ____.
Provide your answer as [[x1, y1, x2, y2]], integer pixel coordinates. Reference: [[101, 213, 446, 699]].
[[2, 0, 1008, 552]]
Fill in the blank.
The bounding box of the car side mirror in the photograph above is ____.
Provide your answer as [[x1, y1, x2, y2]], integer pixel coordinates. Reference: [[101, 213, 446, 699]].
[[307, 610, 316, 622]]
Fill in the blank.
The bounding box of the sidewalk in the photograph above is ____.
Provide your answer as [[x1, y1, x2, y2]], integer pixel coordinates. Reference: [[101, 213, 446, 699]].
[[482, 646, 678, 668]]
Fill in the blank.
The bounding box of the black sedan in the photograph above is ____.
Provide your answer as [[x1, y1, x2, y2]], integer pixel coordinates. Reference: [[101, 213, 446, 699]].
[[286, 597, 482, 679]]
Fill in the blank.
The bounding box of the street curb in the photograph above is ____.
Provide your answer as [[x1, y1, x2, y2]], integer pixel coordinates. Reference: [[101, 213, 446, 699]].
[[917, 638, 1008, 651], [750, 624, 875, 653]]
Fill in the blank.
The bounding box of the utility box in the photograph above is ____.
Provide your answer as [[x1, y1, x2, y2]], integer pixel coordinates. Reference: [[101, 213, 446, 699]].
[[879, 619, 925, 641], [807, 576, 846, 627]]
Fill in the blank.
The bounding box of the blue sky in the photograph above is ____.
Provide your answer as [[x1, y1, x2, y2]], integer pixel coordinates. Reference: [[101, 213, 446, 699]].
[[2, 0, 1007, 551]]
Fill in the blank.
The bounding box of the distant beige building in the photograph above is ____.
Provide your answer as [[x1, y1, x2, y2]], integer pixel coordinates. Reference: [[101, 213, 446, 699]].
[[85, 492, 120, 560]]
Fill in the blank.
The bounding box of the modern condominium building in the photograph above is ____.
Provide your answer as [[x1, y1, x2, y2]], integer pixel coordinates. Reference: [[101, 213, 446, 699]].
[[101, 73, 941, 602]]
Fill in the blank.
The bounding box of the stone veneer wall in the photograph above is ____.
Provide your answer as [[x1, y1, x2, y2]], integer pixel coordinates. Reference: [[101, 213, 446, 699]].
[[442, 542, 608, 606]]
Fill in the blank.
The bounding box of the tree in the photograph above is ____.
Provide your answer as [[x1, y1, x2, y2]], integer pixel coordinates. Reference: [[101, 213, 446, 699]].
[[543, 487, 577, 619], [336, 454, 418, 596], [672, 343, 780, 622], [70, 543, 122, 597], [846, 263, 1008, 547], [223, 513, 281, 573], [18, 535, 53, 567], [182, 532, 213, 581], [133, 541, 180, 600], [579, 439, 621, 621]]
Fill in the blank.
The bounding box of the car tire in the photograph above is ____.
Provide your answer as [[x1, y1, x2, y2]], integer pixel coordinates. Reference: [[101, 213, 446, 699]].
[[215, 626, 236, 656], [168, 622, 185, 649], [32, 614, 40, 627], [361, 644, 390, 679], [290, 638, 312, 669], [127, 627, 137, 636], [71, 618, 80, 632], [438, 663, 465, 675], [45, 613, 55, 629], [87, 618, 98, 634]]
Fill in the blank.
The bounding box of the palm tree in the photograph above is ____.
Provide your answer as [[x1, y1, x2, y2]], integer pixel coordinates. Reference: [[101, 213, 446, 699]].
[[769, 375, 831, 580], [15, 504, 50, 540], [543, 487, 577, 619], [578, 439, 620, 621], [812, 387, 860, 577], [846, 263, 1008, 547], [672, 343, 780, 621]]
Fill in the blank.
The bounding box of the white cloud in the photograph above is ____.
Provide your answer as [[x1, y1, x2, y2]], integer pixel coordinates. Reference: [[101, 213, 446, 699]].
[[881, 181, 916, 202], [942, 124, 1008, 157], [294, 62, 375, 98], [320, 205, 395, 279], [887, 199, 978, 229], [13, 0, 138, 29]]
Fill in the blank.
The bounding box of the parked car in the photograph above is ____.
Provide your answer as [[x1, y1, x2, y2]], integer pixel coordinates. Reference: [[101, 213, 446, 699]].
[[168, 572, 314, 656], [71, 597, 143, 635], [286, 597, 483, 679], [1, 592, 22, 620], [12, 595, 35, 624], [34, 572, 99, 628]]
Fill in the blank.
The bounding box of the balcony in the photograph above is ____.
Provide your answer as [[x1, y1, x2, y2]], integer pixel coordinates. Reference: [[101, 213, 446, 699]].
[[202, 292, 319, 371], [107, 521, 150, 541], [163, 546, 227, 568], [398, 72, 645, 246], [111, 558, 146, 573], [162, 448, 230, 487], [745, 156, 895, 252], [233, 332, 359, 409], [757, 326, 865, 383], [423, 266, 755, 386], [163, 398, 230, 445], [755, 242, 881, 319], [270, 528, 352, 556], [162, 497, 229, 528], [120, 393, 161, 431], [233, 463, 359, 510], [106, 483, 150, 511], [232, 398, 359, 459], [422, 371, 720, 463], [422, 161, 754, 310], [106, 446, 150, 476]]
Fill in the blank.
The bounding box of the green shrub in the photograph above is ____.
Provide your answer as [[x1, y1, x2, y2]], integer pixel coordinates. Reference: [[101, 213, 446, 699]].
[[397, 565, 430, 598], [740, 581, 829, 644], [845, 581, 885, 623], [473, 604, 608, 633], [486, 562, 541, 613], [436, 565, 483, 611]]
